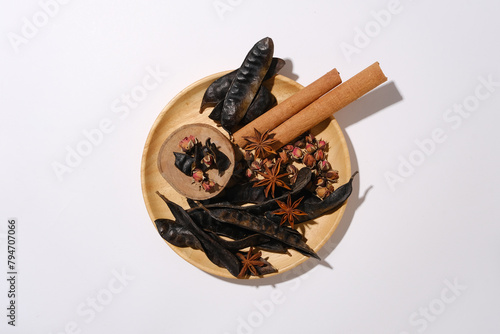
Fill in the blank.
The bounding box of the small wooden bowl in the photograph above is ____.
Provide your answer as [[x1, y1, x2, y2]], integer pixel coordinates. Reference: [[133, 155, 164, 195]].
[[157, 123, 235, 200]]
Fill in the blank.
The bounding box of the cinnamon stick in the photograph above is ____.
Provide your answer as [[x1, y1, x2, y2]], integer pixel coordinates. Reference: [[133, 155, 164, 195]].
[[233, 68, 342, 147], [271, 62, 387, 149]]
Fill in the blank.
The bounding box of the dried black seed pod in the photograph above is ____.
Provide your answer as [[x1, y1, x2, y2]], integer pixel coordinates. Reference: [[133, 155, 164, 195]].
[[201, 70, 237, 111], [206, 232, 271, 251], [208, 100, 224, 121], [266, 172, 358, 224], [155, 218, 202, 250], [220, 37, 274, 134], [173, 152, 195, 176], [204, 207, 319, 259], [200, 57, 285, 112], [156, 192, 241, 277], [240, 85, 277, 125]]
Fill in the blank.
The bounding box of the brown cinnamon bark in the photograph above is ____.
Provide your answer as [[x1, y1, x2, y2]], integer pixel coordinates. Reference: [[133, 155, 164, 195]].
[[233, 68, 342, 147], [270, 62, 387, 149]]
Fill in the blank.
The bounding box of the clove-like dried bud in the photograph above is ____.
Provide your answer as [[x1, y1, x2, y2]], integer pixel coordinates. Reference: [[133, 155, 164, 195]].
[[192, 168, 204, 182], [294, 138, 306, 148], [326, 182, 335, 193], [325, 169, 339, 181], [315, 177, 327, 187], [250, 160, 262, 172], [317, 160, 331, 172], [278, 150, 289, 164], [286, 164, 298, 175], [179, 135, 196, 152], [291, 147, 303, 160], [303, 153, 316, 168], [244, 151, 254, 162], [262, 158, 276, 170], [317, 139, 328, 150], [245, 168, 254, 179], [305, 143, 317, 154], [314, 149, 325, 161], [202, 154, 214, 168], [305, 133, 316, 144], [315, 186, 331, 200], [201, 180, 216, 192]]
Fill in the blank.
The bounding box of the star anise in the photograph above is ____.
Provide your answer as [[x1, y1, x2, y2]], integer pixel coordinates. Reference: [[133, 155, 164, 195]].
[[242, 128, 278, 159], [253, 159, 290, 198], [237, 247, 266, 278], [273, 195, 308, 228]]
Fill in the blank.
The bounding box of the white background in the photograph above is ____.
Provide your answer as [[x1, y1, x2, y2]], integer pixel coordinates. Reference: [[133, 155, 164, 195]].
[[1, 0, 499, 333]]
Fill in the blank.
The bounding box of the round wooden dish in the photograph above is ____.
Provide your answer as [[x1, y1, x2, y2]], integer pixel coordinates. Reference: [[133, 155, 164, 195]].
[[157, 123, 235, 200], [141, 71, 351, 279]]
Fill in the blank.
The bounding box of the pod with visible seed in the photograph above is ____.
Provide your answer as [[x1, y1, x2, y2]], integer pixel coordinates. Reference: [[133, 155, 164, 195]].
[[203, 207, 319, 259], [200, 57, 285, 112], [156, 192, 241, 277], [220, 37, 274, 134], [208, 100, 223, 121], [206, 232, 271, 251], [240, 85, 277, 125], [155, 218, 202, 250], [266, 172, 358, 224]]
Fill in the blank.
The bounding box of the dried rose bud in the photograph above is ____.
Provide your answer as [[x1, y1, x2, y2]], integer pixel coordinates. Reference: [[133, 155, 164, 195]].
[[262, 158, 275, 170], [317, 139, 328, 150], [325, 169, 339, 181], [244, 151, 254, 162], [305, 133, 316, 144], [192, 168, 204, 182], [202, 154, 214, 167], [245, 168, 254, 179], [326, 182, 335, 193], [294, 138, 306, 148], [315, 177, 327, 187], [283, 144, 294, 152], [289, 173, 298, 185], [315, 186, 331, 199], [286, 164, 298, 175], [303, 153, 316, 168], [305, 143, 317, 154], [317, 160, 331, 171], [178, 135, 196, 152], [279, 150, 289, 164], [314, 149, 325, 161], [201, 180, 216, 192], [291, 147, 303, 160], [250, 160, 262, 172]]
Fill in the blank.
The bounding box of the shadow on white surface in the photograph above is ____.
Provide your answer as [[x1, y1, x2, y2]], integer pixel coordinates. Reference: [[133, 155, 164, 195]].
[[279, 58, 299, 82]]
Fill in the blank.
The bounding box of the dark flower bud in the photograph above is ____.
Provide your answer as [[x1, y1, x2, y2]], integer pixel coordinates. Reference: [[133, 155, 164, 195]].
[[291, 147, 303, 160], [294, 138, 306, 148], [179, 135, 196, 152], [305, 133, 316, 144], [314, 149, 325, 161], [303, 153, 316, 168], [317, 160, 331, 171], [325, 169, 339, 181], [192, 169, 204, 182]]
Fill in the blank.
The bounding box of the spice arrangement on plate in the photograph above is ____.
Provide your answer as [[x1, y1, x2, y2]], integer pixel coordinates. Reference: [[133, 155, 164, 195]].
[[144, 36, 387, 279]]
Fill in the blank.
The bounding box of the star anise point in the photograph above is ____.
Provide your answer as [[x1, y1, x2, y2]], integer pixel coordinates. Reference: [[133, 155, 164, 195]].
[[253, 159, 290, 198], [273, 195, 308, 228], [237, 247, 265, 278], [243, 128, 278, 159]]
